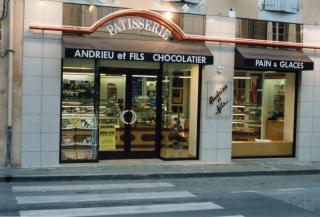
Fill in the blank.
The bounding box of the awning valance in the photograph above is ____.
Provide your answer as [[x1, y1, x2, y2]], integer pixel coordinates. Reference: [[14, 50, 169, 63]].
[[235, 46, 314, 71], [63, 36, 213, 65]]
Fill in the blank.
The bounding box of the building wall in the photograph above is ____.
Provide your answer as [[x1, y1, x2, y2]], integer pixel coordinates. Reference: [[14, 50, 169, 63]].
[[302, 0, 320, 24], [20, 0, 320, 167], [205, 0, 258, 19], [21, 0, 62, 167], [296, 24, 320, 161], [0, 8, 8, 166], [200, 15, 235, 162], [21, 0, 210, 167]]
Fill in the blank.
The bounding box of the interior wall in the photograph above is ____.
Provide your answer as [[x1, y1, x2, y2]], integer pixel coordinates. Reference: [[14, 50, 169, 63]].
[[189, 64, 199, 156], [284, 73, 295, 141], [100, 76, 126, 102], [261, 79, 276, 139]]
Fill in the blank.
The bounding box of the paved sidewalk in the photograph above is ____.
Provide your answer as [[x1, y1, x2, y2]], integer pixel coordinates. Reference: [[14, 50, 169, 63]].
[[1, 159, 320, 182]]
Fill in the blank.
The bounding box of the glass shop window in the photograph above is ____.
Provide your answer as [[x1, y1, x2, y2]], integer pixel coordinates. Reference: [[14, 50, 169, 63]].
[[161, 63, 199, 159], [60, 59, 98, 162], [232, 71, 296, 157]]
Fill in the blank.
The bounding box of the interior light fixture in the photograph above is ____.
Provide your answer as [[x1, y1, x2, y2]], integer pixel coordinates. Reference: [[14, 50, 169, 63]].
[[63, 67, 94, 70], [233, 105, 246, 108], [233, 76, 251, 80], [132, 75, 157, 78], [179, 76, 191, 79], [63, 72, 94, 76]]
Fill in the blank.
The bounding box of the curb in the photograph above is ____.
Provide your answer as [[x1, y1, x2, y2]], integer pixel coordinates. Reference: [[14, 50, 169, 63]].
[[2, 169, 320, 182]]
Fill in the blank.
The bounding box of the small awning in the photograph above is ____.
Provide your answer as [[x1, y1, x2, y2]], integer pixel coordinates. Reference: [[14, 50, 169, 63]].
[[235, 46, 314, 71], [63, 36, 213, 65]]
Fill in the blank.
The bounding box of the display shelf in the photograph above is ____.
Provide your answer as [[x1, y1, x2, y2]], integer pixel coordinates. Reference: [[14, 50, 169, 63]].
[[62, 113, 94, 116], [62, 105, 94, 108], [62, 127, 96, 130], [61, 144, 95, 148]]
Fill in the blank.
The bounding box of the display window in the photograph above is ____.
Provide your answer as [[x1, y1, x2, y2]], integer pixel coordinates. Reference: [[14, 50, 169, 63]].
[[60, 59, 98, 162], [60, 59, 202, 162], [232, 71, 296, 157], [161, 63, 200, 159]]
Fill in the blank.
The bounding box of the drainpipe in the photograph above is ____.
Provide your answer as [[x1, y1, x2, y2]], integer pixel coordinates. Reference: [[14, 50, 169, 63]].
[[5, 0, 13, 168]]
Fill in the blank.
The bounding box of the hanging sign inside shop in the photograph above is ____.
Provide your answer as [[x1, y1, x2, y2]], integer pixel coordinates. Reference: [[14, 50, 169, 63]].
[[99, 123, 116, 151], [244, 59, 314, 71], [106, 18, 172, 40], [207, 81, 232, 118], [65, 48, 213, 64]]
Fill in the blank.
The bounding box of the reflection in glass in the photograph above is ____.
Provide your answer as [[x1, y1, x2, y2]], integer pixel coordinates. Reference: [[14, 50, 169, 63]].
[[99, 75, 126, 152], [161, 63, 199, 159], [131, 75, 157, 151]]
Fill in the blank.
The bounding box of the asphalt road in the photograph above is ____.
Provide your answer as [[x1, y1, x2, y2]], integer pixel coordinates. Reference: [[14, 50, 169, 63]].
[[1, 174, 320, 217]]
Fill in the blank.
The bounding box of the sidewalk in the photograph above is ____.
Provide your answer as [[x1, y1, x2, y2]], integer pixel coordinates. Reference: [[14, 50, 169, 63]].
[[1, 159, 320, 182]]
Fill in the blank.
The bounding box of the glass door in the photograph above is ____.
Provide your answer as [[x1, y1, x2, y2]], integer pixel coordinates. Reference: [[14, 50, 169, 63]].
[[98, 68, 159, 159], [130, 74, 157, 154], [99, 74, 126, 158]]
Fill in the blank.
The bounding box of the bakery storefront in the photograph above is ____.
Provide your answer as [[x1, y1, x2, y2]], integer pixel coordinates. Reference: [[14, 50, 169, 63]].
[[58, 12, 213, 162], [232, 46, 314, 158]]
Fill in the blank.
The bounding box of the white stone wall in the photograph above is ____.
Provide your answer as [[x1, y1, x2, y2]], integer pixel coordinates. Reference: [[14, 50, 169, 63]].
[[200, 16, 235, 162], [21, 0, 62, 167], [296, 24, 320, 161]]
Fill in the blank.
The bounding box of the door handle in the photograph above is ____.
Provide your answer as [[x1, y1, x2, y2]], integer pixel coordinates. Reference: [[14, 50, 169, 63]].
[[120, 110, 137, 125]]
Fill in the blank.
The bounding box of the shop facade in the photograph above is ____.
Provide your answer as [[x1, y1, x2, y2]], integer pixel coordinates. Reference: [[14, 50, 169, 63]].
[[16, 0, 320, 167]]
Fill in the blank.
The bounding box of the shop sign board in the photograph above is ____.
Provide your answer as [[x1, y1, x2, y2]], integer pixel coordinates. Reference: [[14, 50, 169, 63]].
[[207, 81, 232, 118], [106, 18, 172, 40], [99, 123, 116, 151], [244, 59, 314, 71], [65, 48, 214, 65]]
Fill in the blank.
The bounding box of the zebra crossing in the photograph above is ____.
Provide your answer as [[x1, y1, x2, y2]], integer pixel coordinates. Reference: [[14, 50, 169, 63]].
[[12, 181, 245, 217]]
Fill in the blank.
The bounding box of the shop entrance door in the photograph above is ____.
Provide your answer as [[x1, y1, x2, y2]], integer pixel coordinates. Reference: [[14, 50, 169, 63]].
[[98, 68, 160, 159]]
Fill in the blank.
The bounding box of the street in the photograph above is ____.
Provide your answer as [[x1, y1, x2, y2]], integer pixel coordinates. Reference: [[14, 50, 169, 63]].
[[1, 174, 320, 217]]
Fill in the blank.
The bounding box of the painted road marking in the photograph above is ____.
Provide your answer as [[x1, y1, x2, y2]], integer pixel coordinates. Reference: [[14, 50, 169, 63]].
[[12, 182, 175, 192], [278, 188, 305, 191], [233, 188, 306, 194], [232, 190, 257, 194], [16, 191, 196, 204], [19, 202, 223, 217]]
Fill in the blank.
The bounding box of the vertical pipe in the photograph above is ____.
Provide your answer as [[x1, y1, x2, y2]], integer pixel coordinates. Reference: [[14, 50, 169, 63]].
[[5, 0, 13, 168]]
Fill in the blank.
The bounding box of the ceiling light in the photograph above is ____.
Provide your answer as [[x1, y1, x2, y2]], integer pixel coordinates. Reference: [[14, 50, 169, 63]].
[[163, 12, 174, 20], [89, 4, 96, 12]]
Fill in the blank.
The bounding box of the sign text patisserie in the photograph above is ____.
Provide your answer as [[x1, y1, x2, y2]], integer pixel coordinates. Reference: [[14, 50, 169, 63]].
[[106, 18, 172, 40]]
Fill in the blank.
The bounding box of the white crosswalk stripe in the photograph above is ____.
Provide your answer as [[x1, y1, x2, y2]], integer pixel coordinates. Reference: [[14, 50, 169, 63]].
[[16, 191, 196, 204], [13, 182, 245, 217], [19, 202, 223, 217], [12, 182, 175, 192]]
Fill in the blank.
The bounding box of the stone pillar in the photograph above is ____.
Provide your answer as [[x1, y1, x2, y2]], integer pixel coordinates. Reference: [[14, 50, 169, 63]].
[[297, 24, 320, 161], [200, 15, 235, 162]]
